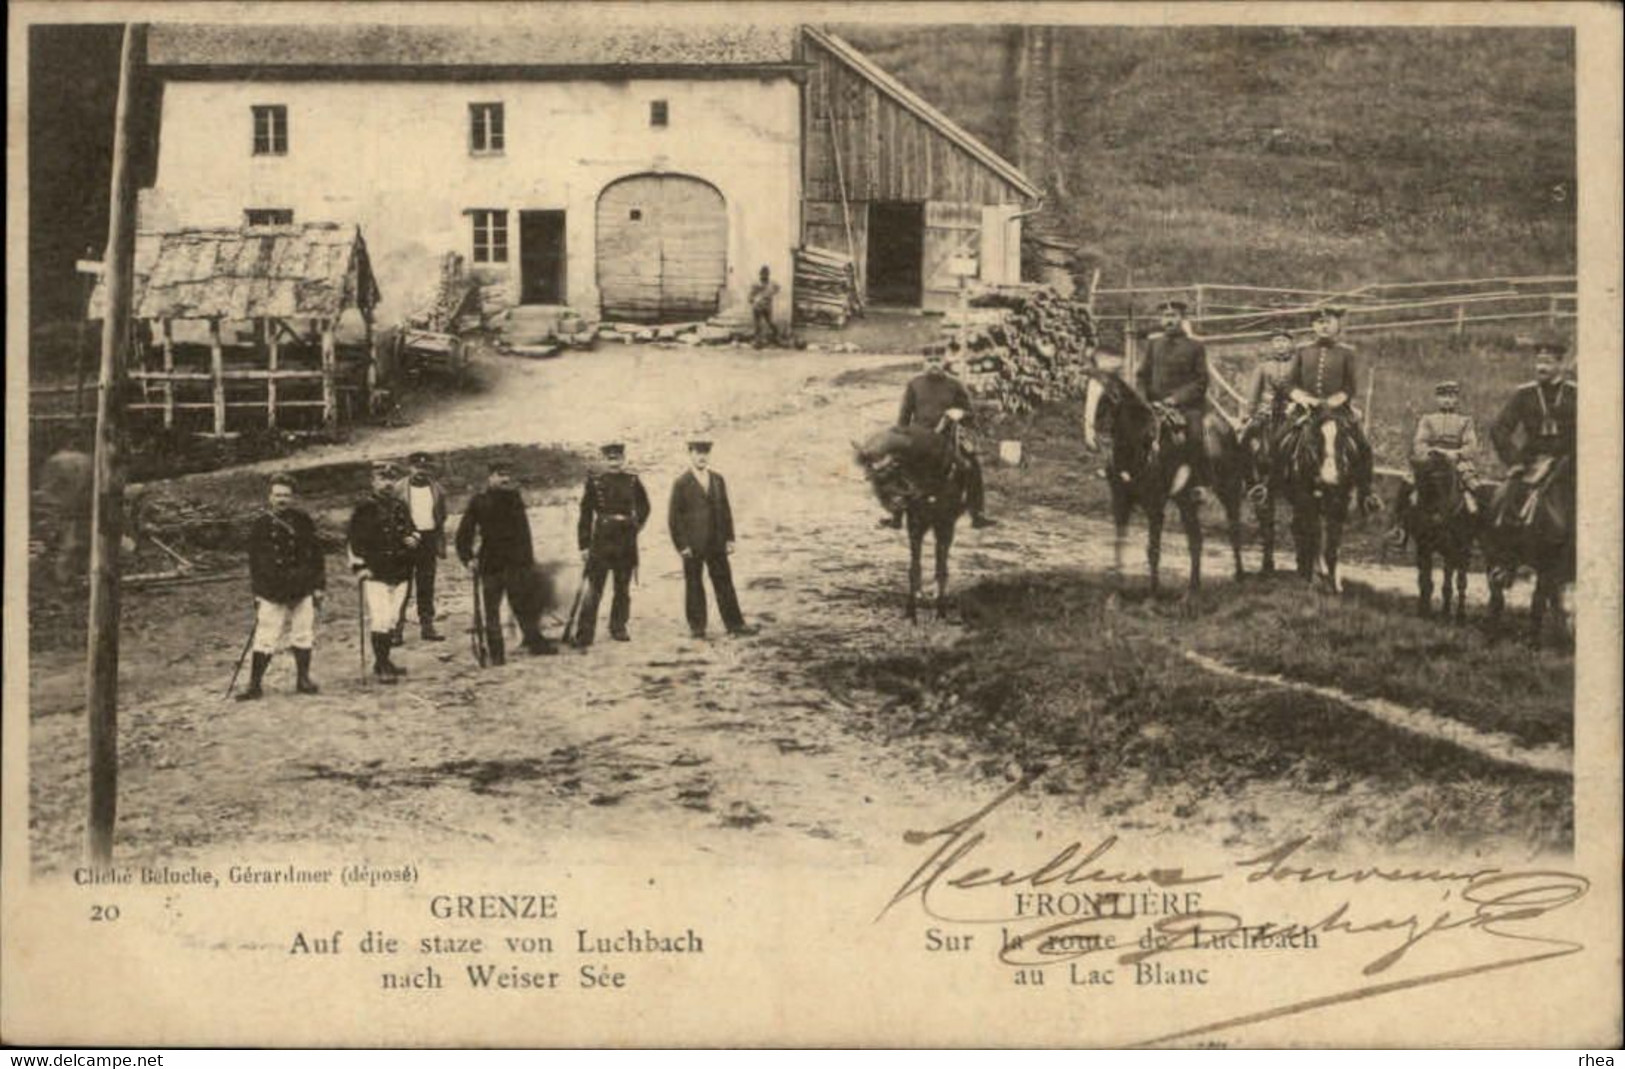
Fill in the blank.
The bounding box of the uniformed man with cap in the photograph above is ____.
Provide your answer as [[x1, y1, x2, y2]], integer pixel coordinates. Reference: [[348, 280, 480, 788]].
[[239, 474, 326, 700], [455, 460, 558, 664], [879, 346, 995, 529], [573, 442, 652, 647], [1241, 323, 1299, 453], [1489, 334, 1577, 525], [1136, 299, 1212, 496], [1286, 305, 1380, 512], [1397, 380, 1484, 522], [669, 440, 756, 639], [348, 461, 419, 683], [395, 450, 448, 644]]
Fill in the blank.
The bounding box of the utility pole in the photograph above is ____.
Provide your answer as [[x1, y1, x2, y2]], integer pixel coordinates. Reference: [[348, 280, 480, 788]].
[[86, 22, 144, 866]]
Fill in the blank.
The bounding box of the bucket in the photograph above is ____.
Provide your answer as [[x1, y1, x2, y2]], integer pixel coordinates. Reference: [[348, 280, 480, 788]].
[[998, 440, 1024, 467]]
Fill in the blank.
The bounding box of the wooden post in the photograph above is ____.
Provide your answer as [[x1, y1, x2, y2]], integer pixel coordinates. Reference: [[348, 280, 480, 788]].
[[1548, 295, 1558, 324], [160, 318, 174, 430], [321, 318, 338, 430], [362, 309, 376, 418], [1454, 303, 1466, 336], [266, 318, 279, 429], [75, 245, 96, 424], [208, 317, 226, 435], [1194, 284, 1206, 325], [85, 22, 144, 867]]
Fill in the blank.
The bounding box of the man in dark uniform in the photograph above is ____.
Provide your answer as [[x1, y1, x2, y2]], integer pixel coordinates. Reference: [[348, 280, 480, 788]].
[[573, 442, 652, 647], [455, 461, 557, 665], [1489, 335, 1577, 525], [879, 347, 995, 529], [669, 441, 757, 639], [348, 462, 419, 683], [1286, 305, 1380, 513], [1136, 299, 1212, 498], [239, 474, 326, 700], [394, 451, 448, 644]]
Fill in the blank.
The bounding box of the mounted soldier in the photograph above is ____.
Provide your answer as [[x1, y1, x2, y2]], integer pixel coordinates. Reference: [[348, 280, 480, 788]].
[[1136, 299, 1211, 501], [1489, 335, 1576, 527], [573, 442, 652, 647], [1240, 325, 1298, 456], [1397, 380, 1484, 522], [1283, 305, 1380, 515], [879, 347, 995, 530]]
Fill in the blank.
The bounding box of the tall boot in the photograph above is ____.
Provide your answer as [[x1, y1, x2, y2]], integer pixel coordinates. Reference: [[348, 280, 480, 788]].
[[236, 652, 271, 701], [292, 647, 319, 695], [371, 633, 402, 683], [420, 617, 445, 642]]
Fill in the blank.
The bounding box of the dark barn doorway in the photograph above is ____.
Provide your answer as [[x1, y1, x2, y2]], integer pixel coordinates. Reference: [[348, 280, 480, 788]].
[[520, 210, 567, 305], [865, 202, 925, 307]]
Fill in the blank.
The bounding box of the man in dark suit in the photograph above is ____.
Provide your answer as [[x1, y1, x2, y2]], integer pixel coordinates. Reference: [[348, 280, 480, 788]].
[[455, 461, 558, 665], [668, 441, 757, 639]]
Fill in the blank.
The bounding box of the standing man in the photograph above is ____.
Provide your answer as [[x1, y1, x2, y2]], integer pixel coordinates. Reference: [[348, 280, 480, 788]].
[[456, 461, 557, 665], [1489, 335, 1577, 525], [749, 265, 781, 349], [879, 347, 995, 529], [395, 451, 448, 644], [239, 474, 326, 700], [668, 441, 756, 639], [1136, 299, 1212, 498], [348, 461, 419, 684], [574, 442, 652, 647], [1286, 305, 1380, 513]]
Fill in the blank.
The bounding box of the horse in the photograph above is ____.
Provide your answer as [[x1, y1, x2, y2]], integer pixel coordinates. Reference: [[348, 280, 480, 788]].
[[1393, 454, 1490, 622], [1274, 406, 1362, 592], [1080, 369, 1248, 596], [1241, 413, 1290, 575], [854, 422, 969, 623], [1481, 455, 1576, 645]]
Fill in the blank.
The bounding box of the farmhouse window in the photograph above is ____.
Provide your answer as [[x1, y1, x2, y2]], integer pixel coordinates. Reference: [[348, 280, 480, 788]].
[[471, 209, 510, 263], [470, 103, 505, 154], [252, 105, 288, 155], [650, 100, 669, 127], [245, 208, 294, 226]]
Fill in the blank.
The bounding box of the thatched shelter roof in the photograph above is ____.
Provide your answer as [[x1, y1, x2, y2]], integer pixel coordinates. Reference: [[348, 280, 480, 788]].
[[89, 222, 381, 322]]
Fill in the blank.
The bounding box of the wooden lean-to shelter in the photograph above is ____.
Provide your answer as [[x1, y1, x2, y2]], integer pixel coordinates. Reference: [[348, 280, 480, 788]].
[[86, 222, 382, 436]]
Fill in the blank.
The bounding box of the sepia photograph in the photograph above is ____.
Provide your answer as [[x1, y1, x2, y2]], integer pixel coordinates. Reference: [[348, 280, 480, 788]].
[[4, 0, 1620, 1049]]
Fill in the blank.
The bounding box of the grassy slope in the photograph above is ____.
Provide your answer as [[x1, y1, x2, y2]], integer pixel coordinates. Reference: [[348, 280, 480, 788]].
[[790, 572, 1571, 854], [839, 25, 1575, 288]]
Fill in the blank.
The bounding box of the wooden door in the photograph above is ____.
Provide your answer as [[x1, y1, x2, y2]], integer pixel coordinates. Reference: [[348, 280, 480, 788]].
[[922, 201, 983, 312], [596, 175, 727, 322]]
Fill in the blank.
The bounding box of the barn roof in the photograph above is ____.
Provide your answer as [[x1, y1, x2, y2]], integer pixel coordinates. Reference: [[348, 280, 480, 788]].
[[88, 223, 381, 322], [147, 23, 802, 72], [803, 28, 1041, 201]]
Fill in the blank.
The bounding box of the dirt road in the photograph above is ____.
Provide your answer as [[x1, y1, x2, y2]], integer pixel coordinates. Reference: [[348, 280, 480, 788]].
[[28, 348, 1544, 873]]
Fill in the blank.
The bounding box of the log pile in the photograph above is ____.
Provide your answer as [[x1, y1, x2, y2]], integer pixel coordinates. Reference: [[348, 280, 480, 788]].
[[942, 283, 1098, 415], [793, 246, 862, 327]]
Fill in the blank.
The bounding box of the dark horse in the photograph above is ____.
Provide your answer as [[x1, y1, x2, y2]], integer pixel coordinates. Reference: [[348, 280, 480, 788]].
[[1393, 454, 1491, 622], [1242, 418, 1289, 575], [854, 422, 969, 622], [1081, 369, 1247, 594], [1481, 455, 1576, 644], [1277, 406, 1359, 592]]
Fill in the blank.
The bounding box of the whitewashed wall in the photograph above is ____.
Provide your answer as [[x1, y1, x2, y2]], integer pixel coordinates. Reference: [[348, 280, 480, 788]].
[[145, 76, 803, 328]]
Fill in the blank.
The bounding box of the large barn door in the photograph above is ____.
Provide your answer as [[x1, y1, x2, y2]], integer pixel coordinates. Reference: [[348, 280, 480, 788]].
[[922, 201, 983, 312], [597, 174, 727, 323]]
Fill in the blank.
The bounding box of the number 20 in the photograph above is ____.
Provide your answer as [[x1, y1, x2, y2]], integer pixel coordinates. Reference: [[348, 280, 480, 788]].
[[90, 904, 120, 922]]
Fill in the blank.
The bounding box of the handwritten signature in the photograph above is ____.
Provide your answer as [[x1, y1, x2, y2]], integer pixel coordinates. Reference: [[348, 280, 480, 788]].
[[883, 771, 1588, 1043]]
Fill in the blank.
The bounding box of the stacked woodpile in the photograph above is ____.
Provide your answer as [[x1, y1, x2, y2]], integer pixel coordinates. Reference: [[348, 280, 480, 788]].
[[945, 284, 1098, 415], [793, 246, 862, 326]]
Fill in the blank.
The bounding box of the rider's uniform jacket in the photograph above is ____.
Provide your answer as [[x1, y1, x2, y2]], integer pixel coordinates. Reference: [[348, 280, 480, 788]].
[[1246, 356, 1296, 421], [899, 372, 974, 431], [1490, 380, 1577, 467], [1137, 328, 1209, 411], [1412, 411, 1479, 464], [1289, 338, 1363, 403]]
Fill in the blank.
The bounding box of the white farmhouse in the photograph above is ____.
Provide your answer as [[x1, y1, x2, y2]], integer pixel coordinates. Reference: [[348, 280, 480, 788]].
[[139, 22, 1039, 329]]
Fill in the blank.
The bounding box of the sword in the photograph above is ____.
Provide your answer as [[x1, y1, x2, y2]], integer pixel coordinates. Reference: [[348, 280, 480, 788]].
[[357, 575, 370, 685]]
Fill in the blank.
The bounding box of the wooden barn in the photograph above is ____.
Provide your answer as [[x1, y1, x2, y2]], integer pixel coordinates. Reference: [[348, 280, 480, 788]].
[[798, 28, 1041, 312], [85, 222, 381, 436]]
